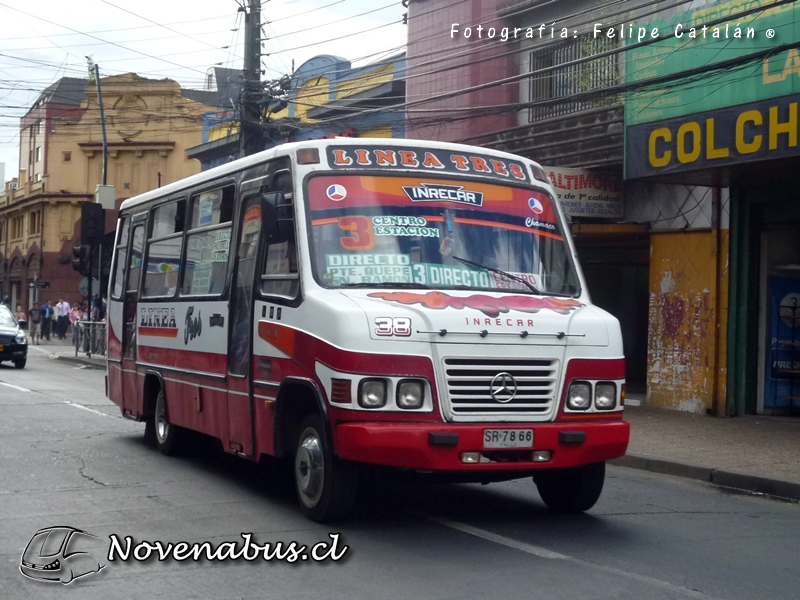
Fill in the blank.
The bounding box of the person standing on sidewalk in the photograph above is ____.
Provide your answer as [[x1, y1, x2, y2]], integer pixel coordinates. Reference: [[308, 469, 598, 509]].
[[55, 297, 70, 340], [28, 303, 41, 345], [40, 300, 53, 341], [70, 303, 84, 348]]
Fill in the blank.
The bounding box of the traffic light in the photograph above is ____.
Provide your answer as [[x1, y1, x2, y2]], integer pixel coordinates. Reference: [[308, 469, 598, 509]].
[[72, 246, 89, 275], [80, 202, 105, 246]]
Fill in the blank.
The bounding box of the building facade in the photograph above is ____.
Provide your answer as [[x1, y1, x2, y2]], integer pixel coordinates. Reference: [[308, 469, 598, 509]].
[[188, 54, 407, 170], [0, 74, 218, 310], [403, 0, 748, 414]]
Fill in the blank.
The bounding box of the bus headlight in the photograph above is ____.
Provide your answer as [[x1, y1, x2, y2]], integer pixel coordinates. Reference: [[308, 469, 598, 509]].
[[567, 381, 591, 410], [595, 383, 616, 410], [397, 380, 424, 409], [358, 379, 387, 408]]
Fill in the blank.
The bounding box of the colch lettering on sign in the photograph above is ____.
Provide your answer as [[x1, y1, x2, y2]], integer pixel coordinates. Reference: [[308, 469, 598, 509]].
[[402, 183, 484, 206], [327, 146, 529, 183]]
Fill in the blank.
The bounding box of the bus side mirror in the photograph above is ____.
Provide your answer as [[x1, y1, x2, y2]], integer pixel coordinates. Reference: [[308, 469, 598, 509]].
[[260, 192, 293, 243]]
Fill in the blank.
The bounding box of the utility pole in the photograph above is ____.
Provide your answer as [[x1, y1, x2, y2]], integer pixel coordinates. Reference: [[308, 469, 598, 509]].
[[241, 0, 263, 157]]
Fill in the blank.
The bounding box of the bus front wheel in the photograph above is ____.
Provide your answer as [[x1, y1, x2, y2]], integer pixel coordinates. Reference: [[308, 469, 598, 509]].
[[293, 415, 357, 522], [534, 462, 605, 513]]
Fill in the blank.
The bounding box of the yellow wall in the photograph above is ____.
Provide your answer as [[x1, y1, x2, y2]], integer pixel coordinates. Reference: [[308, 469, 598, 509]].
[[0, 73, 216, 304], [647, 230, 729, 413]]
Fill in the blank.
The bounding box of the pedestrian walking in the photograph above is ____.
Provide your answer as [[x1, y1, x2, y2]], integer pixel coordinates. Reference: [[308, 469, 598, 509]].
[[28, 303, 41, 344], [70, 303, 84, 348], [14, 304, 27, 328], [40, 300, 54, 341], [56, 297, 70, 339]]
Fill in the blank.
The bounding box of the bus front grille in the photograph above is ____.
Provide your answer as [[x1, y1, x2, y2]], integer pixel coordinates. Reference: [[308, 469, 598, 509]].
[[443, 357, 558, 418]]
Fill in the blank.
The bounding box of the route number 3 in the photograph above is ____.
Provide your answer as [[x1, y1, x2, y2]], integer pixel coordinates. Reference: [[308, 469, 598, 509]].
[[375, 317, 412, 337]]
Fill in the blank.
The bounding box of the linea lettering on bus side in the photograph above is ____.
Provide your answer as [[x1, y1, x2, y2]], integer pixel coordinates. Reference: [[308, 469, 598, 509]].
[[327, 146, 528, 182], [140, 307, 177, 329]]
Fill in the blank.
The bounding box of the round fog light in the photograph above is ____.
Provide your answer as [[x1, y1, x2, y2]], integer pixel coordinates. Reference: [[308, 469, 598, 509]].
[[397, 380, 424, 409]]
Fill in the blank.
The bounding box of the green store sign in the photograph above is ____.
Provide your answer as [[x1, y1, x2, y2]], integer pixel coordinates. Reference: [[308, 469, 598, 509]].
[[626, 0, 800, 127]]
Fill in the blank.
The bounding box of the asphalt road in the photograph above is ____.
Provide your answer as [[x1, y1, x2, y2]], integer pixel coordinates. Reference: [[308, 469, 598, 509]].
[[1, 349, 799, 600]]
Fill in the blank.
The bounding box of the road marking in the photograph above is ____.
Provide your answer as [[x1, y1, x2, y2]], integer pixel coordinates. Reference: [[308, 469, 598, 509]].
[[0, 380, 31, 392], [416, 511, 722, 599], [416, 512, 567, 559], [63, 401, 112, 417]]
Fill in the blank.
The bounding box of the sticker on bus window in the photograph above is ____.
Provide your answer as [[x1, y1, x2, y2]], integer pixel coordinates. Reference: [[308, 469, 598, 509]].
[[372, 216, 440, 238], [325, 254, 413, 285]]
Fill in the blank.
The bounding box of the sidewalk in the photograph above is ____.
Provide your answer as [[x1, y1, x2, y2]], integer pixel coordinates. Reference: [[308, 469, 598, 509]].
[[615, 404, 800, 502], [27, 337, 107, 369]]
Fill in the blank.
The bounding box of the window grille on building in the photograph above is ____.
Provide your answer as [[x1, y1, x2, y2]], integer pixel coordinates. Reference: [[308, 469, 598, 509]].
[[528, 35, 619, 123]]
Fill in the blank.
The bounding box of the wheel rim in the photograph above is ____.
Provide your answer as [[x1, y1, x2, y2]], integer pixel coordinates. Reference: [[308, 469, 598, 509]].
[[155, 393, 169, 444], [295, 428, 324, 509]]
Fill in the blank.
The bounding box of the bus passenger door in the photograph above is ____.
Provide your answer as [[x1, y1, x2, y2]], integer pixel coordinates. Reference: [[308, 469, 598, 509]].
[[122, 223, 145, 414], [226, 197, 262, 456]]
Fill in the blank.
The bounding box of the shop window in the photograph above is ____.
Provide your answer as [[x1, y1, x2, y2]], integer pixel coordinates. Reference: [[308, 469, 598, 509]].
[[28, 211, 41, 235], [528, 35, 619, 122], [10, 216, 24, 240]]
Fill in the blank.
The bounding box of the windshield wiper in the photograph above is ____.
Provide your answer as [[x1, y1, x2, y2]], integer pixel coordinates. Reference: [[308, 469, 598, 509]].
[[452, 256, 541, 294]]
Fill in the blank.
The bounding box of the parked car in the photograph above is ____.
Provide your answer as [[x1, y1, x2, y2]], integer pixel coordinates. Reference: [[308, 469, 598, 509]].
[[0, 304, 27, 368]]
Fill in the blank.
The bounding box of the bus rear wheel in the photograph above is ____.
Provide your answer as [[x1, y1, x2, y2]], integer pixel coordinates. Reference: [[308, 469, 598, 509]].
[[293, 415, 357, 522], [153, 389, 183, 456], [534, 462, 605, 513]]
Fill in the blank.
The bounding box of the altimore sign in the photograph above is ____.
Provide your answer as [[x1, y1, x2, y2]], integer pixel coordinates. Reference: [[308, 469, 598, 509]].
[[626, 94, 798, 178]]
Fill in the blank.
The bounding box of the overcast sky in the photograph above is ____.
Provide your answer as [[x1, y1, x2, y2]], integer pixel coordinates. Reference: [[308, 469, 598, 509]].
[[0, 0, 408, 180]]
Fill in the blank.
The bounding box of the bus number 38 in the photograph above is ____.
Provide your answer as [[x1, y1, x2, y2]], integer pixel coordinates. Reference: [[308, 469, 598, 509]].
[[374, 317, 412, 337]]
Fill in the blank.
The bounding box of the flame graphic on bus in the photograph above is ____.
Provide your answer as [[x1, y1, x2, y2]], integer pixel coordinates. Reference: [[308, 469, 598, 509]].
[[367, 291, 581, 318]]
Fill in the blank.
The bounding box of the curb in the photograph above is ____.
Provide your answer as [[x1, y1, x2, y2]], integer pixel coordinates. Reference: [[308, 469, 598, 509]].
[[611, 455, 800, 503], [55, 354, 107, 370]]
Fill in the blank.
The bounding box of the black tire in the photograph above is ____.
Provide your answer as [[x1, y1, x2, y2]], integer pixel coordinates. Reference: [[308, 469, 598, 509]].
[[154, 388, 183, 456], [13, 359, 26, 369], [143, 415, 157, 447], [293, 414, 357, 522], [534, 462, 606, 513]]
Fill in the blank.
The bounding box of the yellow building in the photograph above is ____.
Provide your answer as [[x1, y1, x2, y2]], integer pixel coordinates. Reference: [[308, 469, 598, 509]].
[[0, 74, 219, 309]]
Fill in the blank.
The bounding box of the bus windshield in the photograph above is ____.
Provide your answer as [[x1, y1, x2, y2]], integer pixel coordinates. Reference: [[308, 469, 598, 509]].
[[306, 174, 580, 296]]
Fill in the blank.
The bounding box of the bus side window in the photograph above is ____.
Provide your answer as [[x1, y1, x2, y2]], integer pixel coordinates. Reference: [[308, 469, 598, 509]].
[[124, 224, 144, 360], [142, 200, 185, 298], [110, 217, 130, 300], [182, 186, 234, 297], [261, 172, 299, 298]]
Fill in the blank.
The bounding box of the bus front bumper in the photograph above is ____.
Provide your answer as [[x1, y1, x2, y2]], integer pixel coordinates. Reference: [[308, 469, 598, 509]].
[[335, 420, 629, 471]]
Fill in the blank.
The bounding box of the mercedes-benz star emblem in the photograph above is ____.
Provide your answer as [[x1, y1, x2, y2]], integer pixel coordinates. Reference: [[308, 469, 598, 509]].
[[490, 372, 517, 403]]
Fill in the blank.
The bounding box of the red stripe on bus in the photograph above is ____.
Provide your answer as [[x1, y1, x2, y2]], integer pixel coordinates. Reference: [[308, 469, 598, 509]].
[[138, 327, 179, 338]]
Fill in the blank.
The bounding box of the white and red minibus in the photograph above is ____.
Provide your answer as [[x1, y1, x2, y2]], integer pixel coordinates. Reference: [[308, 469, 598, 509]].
[[106, 138, 629, 521]]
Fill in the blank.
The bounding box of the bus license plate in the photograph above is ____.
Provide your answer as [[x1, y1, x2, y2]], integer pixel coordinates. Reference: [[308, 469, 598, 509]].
[[483, 429, 533, 449]]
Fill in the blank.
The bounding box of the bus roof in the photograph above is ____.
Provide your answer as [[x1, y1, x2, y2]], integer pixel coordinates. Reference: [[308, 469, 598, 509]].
[[119, 138, 548, 213]]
